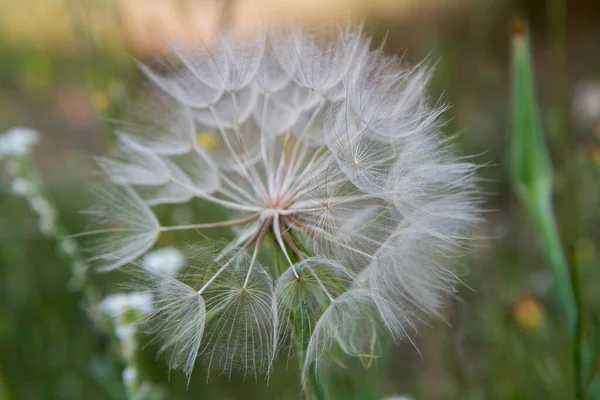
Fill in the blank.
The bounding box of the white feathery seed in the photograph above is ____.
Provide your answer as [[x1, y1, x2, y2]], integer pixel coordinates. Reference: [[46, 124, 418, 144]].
[[81, 24, 482, 383]]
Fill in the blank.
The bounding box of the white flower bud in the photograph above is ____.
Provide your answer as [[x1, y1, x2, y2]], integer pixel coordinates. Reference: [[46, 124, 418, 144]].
[[0, 127, 39, 158], [99, 292, 154, 318], [142, 247, 185, 276], [122, 367, 137, 386], [10, 177, 32, 196]]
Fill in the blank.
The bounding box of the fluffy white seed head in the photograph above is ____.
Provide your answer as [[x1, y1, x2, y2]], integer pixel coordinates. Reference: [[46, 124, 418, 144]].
[[83, 24, 481, 382]]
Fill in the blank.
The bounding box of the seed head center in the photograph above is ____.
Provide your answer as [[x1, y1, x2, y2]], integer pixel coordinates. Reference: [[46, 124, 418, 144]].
[[263, 194, 290, 213]]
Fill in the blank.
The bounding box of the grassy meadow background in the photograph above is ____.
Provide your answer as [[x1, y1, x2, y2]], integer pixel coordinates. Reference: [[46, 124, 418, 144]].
[[1, 0, 599, 398]]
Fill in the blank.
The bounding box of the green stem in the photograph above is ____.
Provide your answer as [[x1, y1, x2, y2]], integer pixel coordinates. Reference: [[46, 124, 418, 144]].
[[0, 363, 11, 400], [291, 320, 329, 400], [524, 193, 575, 325], [568, 248, 585, 400], [272, 231, 329, 400], [7, 156, 163, 400]]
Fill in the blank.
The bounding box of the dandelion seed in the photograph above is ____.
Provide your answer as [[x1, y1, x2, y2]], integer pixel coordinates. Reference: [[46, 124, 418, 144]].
[[84, 24, 481, 382], [79, 184, 160, 271]]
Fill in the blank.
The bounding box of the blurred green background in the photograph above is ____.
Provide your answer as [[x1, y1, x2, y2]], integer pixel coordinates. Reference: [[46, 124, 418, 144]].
[[1, 0, 599, 399]]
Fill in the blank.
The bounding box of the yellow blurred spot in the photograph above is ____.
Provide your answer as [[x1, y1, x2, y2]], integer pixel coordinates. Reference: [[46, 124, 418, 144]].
[[576, 237, 596, 261], [91, 92, 110, 111], [593, 147, 600, 167], [513, 294, 543, 331], [576, 144, 600, 166], [196, 131, 219, 150]]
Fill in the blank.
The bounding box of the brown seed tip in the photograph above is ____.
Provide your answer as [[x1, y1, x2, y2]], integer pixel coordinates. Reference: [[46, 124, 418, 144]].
[[510, 17, 528, 38]]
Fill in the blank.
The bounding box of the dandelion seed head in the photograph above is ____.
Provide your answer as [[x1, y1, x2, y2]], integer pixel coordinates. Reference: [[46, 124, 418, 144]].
[[83, 23, 481, 381]]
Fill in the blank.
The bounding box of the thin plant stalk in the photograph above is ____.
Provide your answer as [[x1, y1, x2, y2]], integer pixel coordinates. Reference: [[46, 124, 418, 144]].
[[510, 19, 600, 398], [4, 150, 163, 400], [509, 19, 575, 324], [569, 248, 585, 400]]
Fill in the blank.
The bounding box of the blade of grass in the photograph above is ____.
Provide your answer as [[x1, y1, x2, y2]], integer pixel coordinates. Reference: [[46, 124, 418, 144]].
[[586, 318, 600, 389], [510, 19, 600, 399], [509, 18, 575, 324], [3, 142, 165, 400], [568, 247, 585, 400]]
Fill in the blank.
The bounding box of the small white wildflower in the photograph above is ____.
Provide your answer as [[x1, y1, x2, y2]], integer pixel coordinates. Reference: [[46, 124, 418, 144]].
[[122, 367, 138, 386], [383, 396, 416, 400], [0, 127, 40, 158], [99, 292, 154, 318], [573, 80, 600, 128], [10, 177, 32, 196], [82, 24, 481, 382], [60, 237, 79, 255], [30, 196, 57, 235], [142, 247, 185, 276], [115, 323, 137, 340]]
